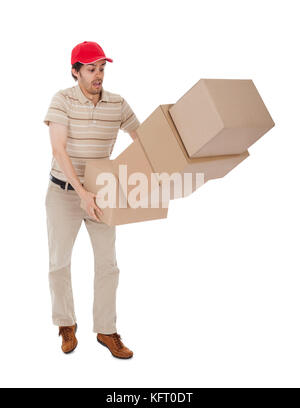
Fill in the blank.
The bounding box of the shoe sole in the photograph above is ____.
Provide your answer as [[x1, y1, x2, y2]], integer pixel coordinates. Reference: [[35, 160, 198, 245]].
[[63, 341, 78, 355], [97, 338, 133, 359], [62, 323, 78, 355]]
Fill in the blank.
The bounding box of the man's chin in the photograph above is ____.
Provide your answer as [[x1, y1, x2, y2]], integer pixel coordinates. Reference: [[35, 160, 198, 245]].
[[91, 87, 102, 94]]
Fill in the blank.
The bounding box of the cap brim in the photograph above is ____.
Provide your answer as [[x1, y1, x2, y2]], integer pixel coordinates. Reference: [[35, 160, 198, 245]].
[[77, 57, 113, 64]]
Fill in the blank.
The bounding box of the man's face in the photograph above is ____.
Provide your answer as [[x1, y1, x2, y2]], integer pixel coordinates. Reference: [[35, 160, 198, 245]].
[[73, 60, 106, 96]]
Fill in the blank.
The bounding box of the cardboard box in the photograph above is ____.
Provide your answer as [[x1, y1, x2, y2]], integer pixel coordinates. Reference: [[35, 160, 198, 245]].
[[114, 137, 162, 207], [81, 138, 169, 226], [168, 79, 275, 158], [137, 104, 249, 199]]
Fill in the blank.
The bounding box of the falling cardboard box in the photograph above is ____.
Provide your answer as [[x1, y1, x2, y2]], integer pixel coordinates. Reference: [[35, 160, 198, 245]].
[[136, 104, 250, 199], [81, 137, 169, 226], [168, 78, 275, 158]]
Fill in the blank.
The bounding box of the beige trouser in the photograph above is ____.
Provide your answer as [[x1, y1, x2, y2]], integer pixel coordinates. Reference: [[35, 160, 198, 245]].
[[45, 179, 120, 334]]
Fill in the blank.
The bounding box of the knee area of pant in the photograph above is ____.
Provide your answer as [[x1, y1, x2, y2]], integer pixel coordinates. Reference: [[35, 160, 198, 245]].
[[95, 265, 120, 277]]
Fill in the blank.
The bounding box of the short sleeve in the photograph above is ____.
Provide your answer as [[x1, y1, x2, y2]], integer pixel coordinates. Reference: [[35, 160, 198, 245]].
[[43, 91, 69, 127], [120, 97, 140, 133]]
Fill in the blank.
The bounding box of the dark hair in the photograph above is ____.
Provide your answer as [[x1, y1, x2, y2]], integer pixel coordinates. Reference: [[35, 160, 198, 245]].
[[71, 62, 83, 81]]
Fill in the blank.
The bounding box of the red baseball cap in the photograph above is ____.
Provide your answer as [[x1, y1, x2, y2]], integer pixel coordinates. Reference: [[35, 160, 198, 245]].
[[71, 41, 113, 65]]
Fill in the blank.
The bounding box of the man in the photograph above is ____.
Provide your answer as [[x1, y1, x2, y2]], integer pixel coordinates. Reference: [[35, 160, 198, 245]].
[[44, 41, 140, 358]]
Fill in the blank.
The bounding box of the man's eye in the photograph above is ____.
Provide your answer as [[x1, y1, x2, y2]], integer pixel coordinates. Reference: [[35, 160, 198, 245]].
[[89, 69, 104, 73]]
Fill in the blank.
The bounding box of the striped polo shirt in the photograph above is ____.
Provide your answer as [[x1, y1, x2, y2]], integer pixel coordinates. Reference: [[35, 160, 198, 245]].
[[43, 84, 140, 183]]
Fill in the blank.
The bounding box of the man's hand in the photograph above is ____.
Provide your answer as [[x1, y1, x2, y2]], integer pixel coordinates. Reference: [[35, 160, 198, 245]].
[[79, 189, 103, 222], [129, 129, 138, 141]]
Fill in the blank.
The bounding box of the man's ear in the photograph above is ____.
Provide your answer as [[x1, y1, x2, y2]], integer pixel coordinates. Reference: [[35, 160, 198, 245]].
[[71, 68, 78, 79]]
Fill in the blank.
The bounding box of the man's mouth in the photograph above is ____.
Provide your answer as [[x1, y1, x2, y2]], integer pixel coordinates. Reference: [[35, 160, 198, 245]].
[[93, 82, 101, 87]]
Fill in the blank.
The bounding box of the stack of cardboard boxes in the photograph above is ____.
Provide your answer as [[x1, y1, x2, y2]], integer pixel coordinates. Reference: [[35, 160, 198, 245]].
[[82, 79, 275, 226]]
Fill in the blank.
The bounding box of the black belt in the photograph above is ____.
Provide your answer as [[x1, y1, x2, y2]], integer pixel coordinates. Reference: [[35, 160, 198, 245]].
[[50, 173, 76, 190]]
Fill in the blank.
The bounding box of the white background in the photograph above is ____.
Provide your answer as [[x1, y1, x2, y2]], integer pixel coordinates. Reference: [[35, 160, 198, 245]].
[[0, 0, 299, 388]]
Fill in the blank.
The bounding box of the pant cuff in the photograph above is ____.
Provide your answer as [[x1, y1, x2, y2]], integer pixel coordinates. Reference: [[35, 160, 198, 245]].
[[94, 327, 117, 334], [53, 319, 76, 327]]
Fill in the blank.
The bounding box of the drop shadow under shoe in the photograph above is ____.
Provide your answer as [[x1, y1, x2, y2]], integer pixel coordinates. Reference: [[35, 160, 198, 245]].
[[97, 332, 133, 359], [59, 324, 78, 354]]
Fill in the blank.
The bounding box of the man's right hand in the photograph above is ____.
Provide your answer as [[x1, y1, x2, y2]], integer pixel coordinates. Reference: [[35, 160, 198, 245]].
[[79, 189, 103, 222]]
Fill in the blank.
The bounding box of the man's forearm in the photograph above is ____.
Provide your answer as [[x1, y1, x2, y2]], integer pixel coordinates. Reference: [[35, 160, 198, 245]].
[[53, 149, 86, 197]]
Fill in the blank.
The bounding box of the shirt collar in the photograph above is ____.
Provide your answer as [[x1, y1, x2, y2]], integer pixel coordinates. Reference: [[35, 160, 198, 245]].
[[75, 84, 109, 105]]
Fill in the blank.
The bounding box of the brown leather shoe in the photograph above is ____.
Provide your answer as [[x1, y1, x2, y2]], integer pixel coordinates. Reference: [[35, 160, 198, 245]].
[[58, 324, 78, 354], [97, 332, 133, 359]]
